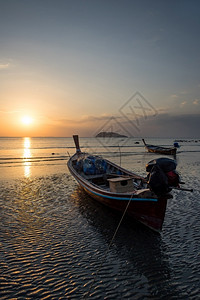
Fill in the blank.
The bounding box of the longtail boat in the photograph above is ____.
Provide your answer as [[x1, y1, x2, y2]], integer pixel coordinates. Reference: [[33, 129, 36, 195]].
[[142, 139, 177, 155], [67, 135, 185, 232]]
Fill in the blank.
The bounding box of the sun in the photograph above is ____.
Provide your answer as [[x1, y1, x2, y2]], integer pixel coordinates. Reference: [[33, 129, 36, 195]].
[[21, 115, 33, 125]]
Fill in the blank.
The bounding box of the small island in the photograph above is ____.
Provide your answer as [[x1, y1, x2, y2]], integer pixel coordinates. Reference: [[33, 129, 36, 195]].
[[96, 131, 128, 138]]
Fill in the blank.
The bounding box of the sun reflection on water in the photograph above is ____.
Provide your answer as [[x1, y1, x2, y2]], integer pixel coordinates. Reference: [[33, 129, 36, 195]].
[[23, 137, 32, 177]]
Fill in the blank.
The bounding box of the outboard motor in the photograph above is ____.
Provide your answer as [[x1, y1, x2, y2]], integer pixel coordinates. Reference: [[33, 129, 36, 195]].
[[146, 158, 180, 196]]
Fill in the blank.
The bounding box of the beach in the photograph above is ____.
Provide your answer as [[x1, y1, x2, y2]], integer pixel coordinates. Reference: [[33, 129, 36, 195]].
[[0, 137, 200, 299]]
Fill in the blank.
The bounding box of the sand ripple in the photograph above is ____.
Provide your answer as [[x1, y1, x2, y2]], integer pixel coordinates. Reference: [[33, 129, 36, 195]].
[[0, 173, 199, 299]]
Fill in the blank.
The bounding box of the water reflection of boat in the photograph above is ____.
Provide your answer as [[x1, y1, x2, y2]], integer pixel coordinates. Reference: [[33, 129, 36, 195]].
[[142, 139, 177, 155], [71, 186, 182, 299], [67, 135, 173, 232]]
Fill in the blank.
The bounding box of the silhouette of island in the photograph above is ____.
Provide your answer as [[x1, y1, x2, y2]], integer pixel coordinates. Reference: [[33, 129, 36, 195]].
[[96, 132, 128, 138]]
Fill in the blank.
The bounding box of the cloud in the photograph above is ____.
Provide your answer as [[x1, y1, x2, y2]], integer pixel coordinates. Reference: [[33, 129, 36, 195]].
[[170, 94, 179, 99], [56, 112, 200, 138], [193, 99, 200, 105], [0, 63, 10, 70], [180, 101, 187, 107], [137, 113, 200, 138], [55, 114, 114, 126], [0, 110, 20, 114]]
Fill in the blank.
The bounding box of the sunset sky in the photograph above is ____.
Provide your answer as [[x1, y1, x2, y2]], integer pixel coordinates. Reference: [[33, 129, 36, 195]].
[[0, 0, 200, 137]]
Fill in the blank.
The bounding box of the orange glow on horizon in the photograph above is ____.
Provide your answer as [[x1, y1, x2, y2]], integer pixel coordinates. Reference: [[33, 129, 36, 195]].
[[0, 109, 100, 137]]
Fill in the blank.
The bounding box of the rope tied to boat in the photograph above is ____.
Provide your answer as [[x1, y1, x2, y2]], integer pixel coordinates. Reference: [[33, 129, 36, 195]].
[[83, 193, 134, 299]]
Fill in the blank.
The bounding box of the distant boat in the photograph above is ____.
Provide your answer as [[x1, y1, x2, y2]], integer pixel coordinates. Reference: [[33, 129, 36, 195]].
[[67, 135, 181, 232], [142, 139, 177, 155]]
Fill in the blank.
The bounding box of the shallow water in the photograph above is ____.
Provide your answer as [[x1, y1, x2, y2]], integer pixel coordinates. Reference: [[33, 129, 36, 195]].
[[0, 137, 200, 299]]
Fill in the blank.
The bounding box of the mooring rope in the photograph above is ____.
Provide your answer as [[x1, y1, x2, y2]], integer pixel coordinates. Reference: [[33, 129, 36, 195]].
[[83, 193, 134, 299]]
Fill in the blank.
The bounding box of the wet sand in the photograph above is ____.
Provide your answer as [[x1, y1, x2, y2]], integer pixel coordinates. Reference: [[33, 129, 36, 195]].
[[0, 138, 200, 299]]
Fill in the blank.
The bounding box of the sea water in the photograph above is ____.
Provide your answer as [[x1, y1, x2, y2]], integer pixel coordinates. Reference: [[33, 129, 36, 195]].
[[0, 137, 200, 299]]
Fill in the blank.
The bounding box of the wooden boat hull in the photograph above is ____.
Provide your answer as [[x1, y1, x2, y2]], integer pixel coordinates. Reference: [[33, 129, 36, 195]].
[[146, 147, 176, 155], [81, 184, 167, 232], [68, 150, 169, 232], [142, 139, 177, 155]]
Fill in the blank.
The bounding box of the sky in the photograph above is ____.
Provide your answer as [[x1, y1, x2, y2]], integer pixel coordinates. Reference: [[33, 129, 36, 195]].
[[0, 0, 200, 137]]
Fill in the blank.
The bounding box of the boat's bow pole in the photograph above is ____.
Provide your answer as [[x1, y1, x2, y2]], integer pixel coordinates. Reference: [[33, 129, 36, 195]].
[[142, 138, 146, 145], [73, 135, 81, 153]]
